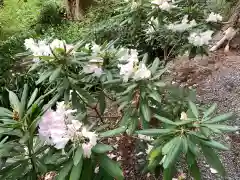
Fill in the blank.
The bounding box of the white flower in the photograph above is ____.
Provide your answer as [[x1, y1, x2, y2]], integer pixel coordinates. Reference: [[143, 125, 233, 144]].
[[81, 127, 97, 158], [83, 64, 103, 77], [206, 12, 223, 22], [133, 63, 151, 80], [180, 112, 188, 120], [188, 30, 214, 46], [151, 0, 176, 11], [91, 42, 101, 56], [146, 144, 153, 154], [38, 109, 70, 149], [118, 49, 139, 82], [82, 143, 93, 158], [159, 1, 175, 11], [167, 15, 197, 32], [94, 167, 99, 173], [210, 168, 218, 174], [50, 39, 65, 50], [131, 1, 139, 9], [138, 134, 153, 141]]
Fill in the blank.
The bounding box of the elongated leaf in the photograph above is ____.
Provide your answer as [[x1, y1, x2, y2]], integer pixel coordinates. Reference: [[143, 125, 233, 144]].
[[163, 167, 175, 180], [103, 79, 122, 85], [70, 158, 83, 180], [202, 124, 238, 132], [204, 112, 233, 124], [163, 137, 182, 169], [154, 115, 176, 125], [92, 144, 113, 154], [8, 90, 20, 114], [203, 103, 217, 118], [140, 101, 151, 122], [136, 129, 174, 135], [188, 160, 201, 180], [57, 161, 73, 180], [99, 155, 124, 180], [73, 146, 83, 166], [149, 90, 161, 102], [200, 140, 229, 151], [200, 145, 225, 176], [20, 84, 28, 117], [80, 159, 93, 180], [100, 126, 126, 138], [188, 101, 199, 118], [154, 81, 166, 87], [126, 116, 138, 135], [99, 92, 106, 115], [27, 88, 38, 108], [187, 136, 199, 156], [162, 136, 179, 155], [74, 86, 95, 104], [49, 66, 62, 82], [150, 58, 160, 74], [0, 107, 12, 117], [36, 71, 52, 85]]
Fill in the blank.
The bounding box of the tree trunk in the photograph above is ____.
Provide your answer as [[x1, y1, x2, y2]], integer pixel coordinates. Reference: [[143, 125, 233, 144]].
[[64, 0, 93, 20], [210, 0, 240, 51]]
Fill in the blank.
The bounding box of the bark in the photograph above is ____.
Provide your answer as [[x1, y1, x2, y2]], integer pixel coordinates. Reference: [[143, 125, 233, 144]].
[[210, 0, 240, 52], [64, 0, 93, 20]]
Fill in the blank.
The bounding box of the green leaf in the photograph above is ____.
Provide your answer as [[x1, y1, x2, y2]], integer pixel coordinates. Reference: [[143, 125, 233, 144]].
[[99, 92, 106, 115], [200, 140, 229, 151], [27, 88, 38, 108], [187, 137, 198, 156], [154, 115, 176, 125], [0, 107, 13, 117], [162, 136, 179, 155], [202, 124, 238, 132], [103, 79, 122, 85], [140, 101, 151, 122], [163, 137, 182, 169], [163, 167, 175, 180], [136, 129, 174, 136], [126, 116, 138, 135], [8, 90, 20, 112], [70, 158, 83, 180], [49, 66, 62, 82], [200, 145, 225, 176], [203, 103, 217, 118], [188, 101, 199, 118], [188, 160, 201, 180], [20, 84, 28, 117], [74, 86, 95, 104], [100, 126, 127, 138], [99, 155, 124, 180], [80, 159, 93, 180], [149, 90, 161, 102], [204, 112, 233, 124], [36, 71, 52, 85], [153, 81, 166, 87], [150, 58, 160, 74], [92, 144, 113, 154], [73, 146, 83, 166], [56, 160, 73, 180]]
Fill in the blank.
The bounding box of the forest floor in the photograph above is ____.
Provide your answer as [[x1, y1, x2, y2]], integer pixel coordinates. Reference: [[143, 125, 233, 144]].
[[100, 48, 240, 180]]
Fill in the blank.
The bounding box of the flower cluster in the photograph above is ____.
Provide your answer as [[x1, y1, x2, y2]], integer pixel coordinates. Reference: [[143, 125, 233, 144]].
[[167, 15, 197, 32], [206, 12, 223, 22], [82, 42, 108, 77], [188, 30, 214, 46], [24, 38, 74, 63], [151, 0, 176, 11], [118, 49, 151, 82], [38, 101, 97, 158]]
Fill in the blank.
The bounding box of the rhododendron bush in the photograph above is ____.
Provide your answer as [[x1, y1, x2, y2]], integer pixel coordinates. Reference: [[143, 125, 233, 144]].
[[0, 0, 238, 180]]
